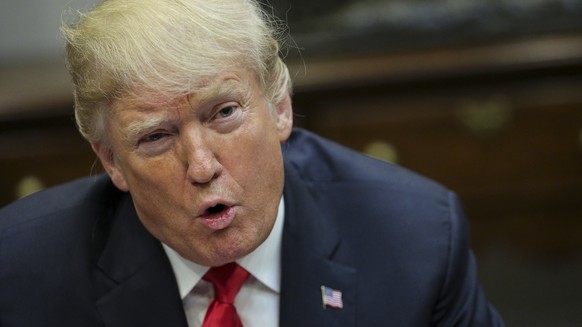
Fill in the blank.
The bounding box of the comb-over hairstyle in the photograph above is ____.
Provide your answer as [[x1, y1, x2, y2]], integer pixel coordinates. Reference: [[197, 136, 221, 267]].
[[62, 0, 292, 144]]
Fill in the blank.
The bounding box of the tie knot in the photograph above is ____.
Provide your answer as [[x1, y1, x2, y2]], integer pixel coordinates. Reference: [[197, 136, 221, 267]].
[[203, 262, 249, 304]]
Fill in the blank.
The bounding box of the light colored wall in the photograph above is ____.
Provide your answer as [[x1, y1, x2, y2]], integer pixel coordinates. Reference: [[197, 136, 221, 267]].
[[0, 0, 99, 64]]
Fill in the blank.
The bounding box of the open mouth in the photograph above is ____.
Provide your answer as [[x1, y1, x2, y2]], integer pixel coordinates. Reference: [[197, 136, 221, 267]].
[[199, 203, 236, 230], [206, 204, 227, 214]]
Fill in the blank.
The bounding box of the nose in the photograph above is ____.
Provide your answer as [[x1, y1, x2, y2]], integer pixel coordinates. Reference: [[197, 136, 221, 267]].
[[182, 129, 222, 184]]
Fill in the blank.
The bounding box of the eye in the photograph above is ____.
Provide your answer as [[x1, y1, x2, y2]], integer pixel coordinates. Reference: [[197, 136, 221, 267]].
[[206, 102, 243, 133], [216, 105, 235, 118], [141, 131, 170, 144]]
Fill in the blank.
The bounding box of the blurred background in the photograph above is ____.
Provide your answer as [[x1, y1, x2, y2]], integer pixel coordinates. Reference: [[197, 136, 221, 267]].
[[1, 0, 582, 325]]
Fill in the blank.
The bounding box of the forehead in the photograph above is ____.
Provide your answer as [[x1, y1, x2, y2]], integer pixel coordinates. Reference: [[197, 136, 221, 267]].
[[107, 70, 264, 139], [113, 69, 259, 114]]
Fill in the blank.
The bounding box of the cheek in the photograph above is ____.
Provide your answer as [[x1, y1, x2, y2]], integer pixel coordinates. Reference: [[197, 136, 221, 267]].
[[121, 157, 188, 212], [240, 138, 284, 205], [126, 155, 184, 185], [232, 126, 283, 180]]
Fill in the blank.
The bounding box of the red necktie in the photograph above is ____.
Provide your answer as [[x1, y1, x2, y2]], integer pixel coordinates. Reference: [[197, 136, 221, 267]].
[[202, 262, 250, 327]]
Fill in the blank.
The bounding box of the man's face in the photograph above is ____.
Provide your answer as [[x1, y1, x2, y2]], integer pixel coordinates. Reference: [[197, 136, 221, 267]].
[[93, 68, 292, 266]]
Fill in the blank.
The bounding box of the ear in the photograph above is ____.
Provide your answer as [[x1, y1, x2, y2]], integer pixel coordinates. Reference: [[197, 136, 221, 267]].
[[91, 142, 129, 192], [274, 92, 293, 142]]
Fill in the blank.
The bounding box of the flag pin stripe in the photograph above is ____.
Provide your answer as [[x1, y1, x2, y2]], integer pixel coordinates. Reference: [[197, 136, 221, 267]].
[[321, 285, 343, 309]]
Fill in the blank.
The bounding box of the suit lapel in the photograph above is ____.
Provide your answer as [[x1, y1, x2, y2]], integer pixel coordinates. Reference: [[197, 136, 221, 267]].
[[280, 170, 357, 327], [92, 162, 358, 327], [94, 194, 188, 327]]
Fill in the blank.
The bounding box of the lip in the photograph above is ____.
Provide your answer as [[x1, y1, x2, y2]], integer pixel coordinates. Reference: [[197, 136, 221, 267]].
[[197, 200, 237, 230]]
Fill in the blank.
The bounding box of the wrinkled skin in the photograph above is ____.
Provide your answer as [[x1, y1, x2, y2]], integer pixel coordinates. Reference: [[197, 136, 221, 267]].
[[92, 68, 293, 266]]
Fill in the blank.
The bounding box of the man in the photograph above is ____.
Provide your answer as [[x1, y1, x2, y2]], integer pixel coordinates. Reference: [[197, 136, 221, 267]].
[[0, 0, 503, 326]]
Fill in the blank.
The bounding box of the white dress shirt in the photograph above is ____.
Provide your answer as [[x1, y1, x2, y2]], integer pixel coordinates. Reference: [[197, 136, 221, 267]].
[[163, 197, 284, 327]]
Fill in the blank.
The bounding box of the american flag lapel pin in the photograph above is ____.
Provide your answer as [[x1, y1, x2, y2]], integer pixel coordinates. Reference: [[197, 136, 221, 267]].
[[321, 285, 344, 309]]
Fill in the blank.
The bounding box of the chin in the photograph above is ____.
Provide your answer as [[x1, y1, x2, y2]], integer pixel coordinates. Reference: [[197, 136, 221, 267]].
[[204, 229, 259, 266]]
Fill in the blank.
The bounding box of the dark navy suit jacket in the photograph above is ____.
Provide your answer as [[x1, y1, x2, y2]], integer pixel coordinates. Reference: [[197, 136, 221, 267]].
[[0, 128, 503, 326]]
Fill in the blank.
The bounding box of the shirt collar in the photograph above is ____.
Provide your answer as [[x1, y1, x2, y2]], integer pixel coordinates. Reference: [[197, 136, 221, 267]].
[[163, 197, 284, 299]]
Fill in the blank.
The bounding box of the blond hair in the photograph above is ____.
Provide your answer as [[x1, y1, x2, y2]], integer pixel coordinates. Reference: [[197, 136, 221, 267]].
[[61, 0, 292, 144]]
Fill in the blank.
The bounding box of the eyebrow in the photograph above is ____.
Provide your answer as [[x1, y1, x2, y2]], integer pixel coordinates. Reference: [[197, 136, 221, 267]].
[[195, 78, 250, 107], [123, 114, 173, 144], [120, 77, 250, 143]]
